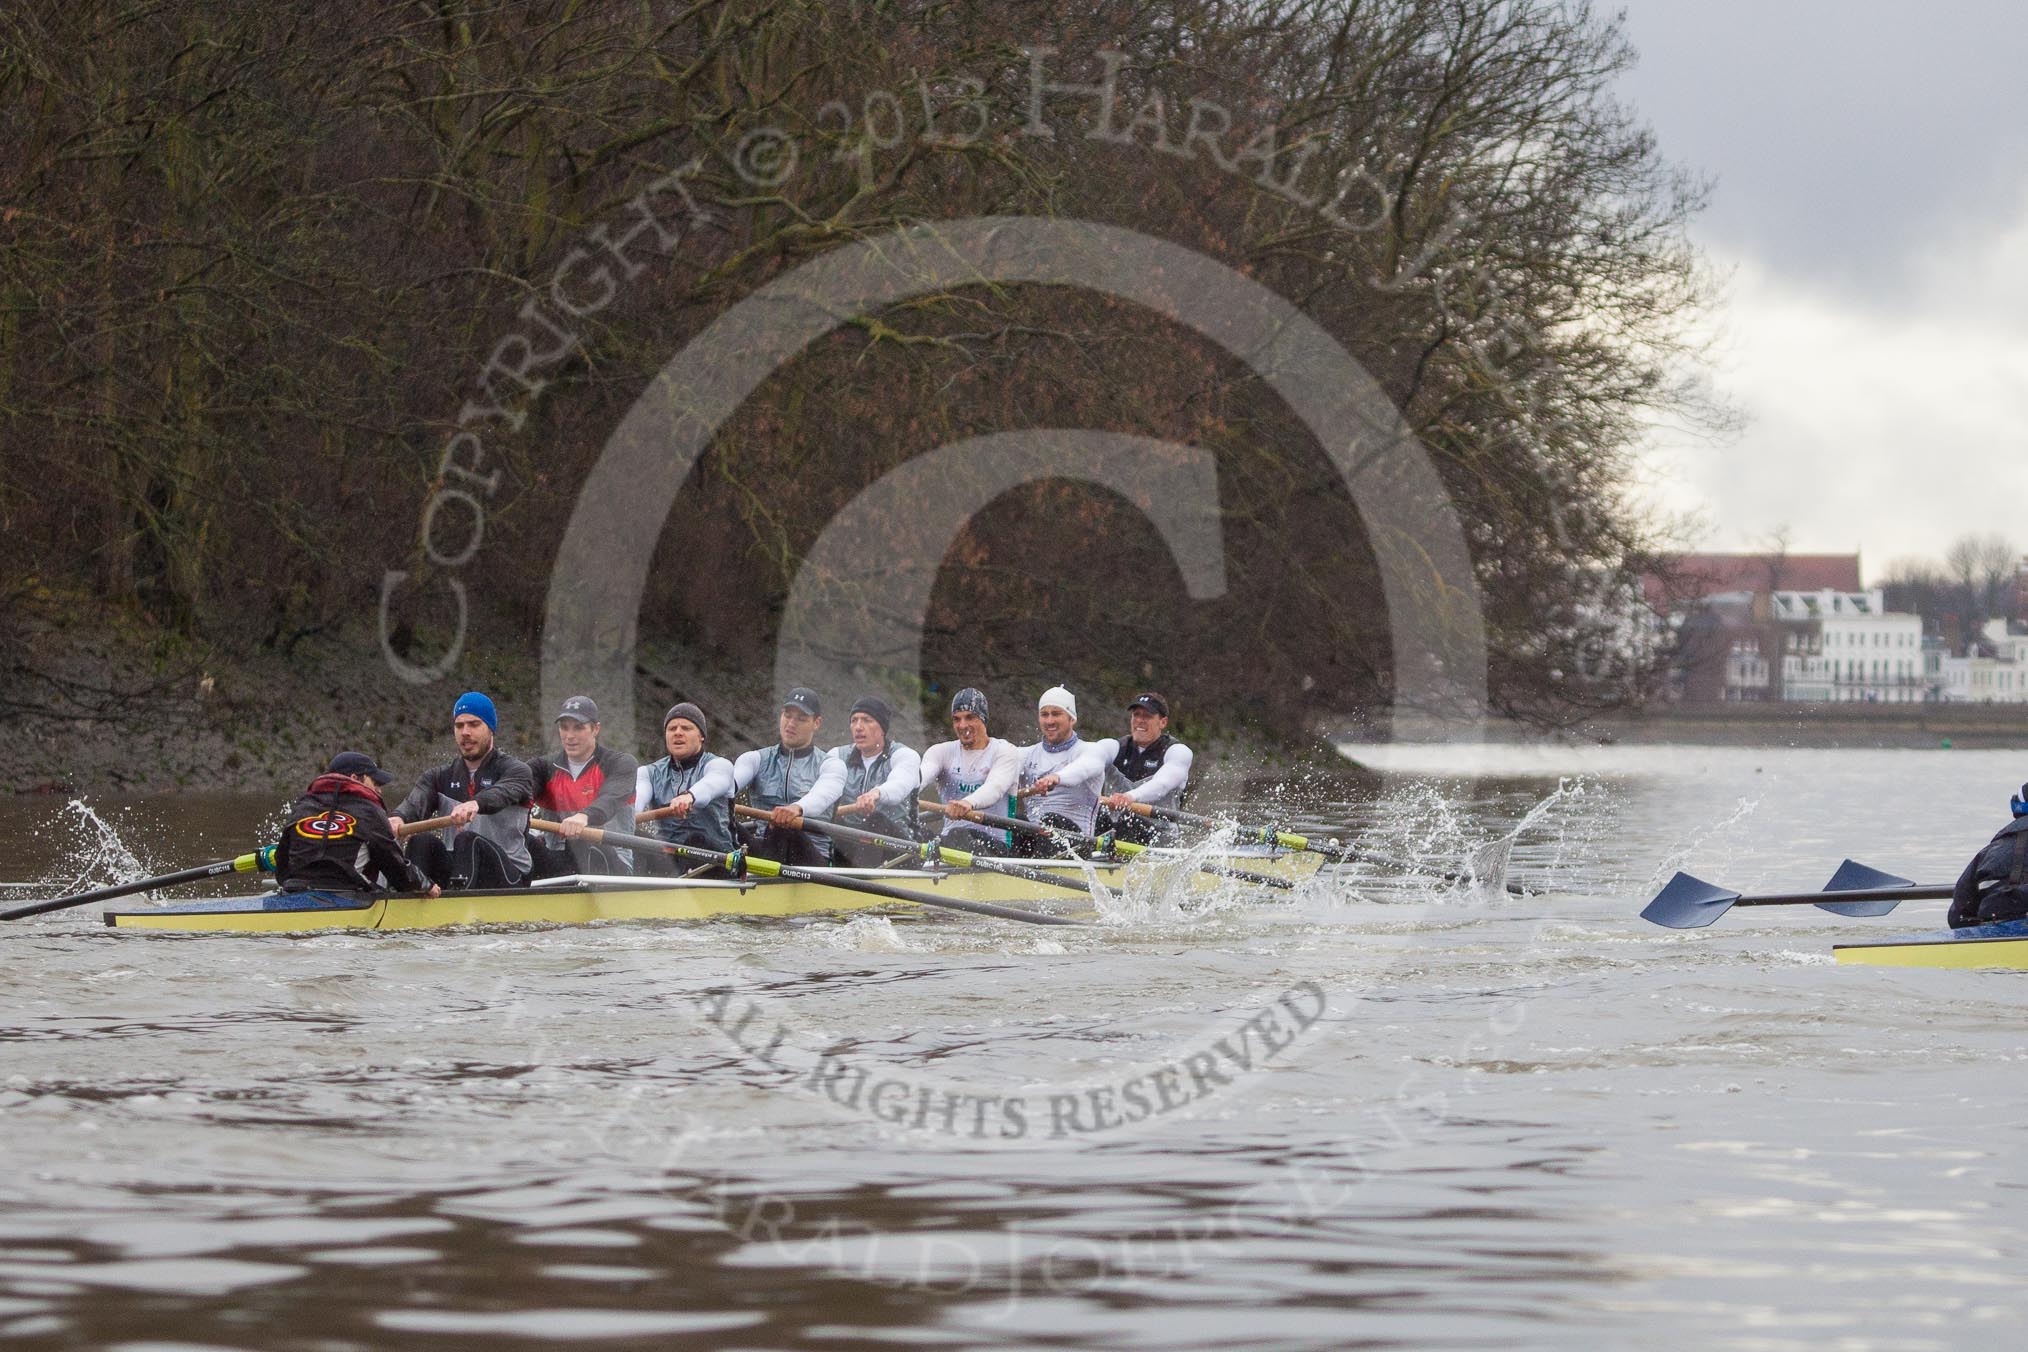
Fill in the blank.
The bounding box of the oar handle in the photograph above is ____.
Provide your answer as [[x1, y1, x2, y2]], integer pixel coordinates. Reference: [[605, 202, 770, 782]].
[[635, 804, 677, 823], [394, 814, 462, 838], [732, 804, 807, 824]]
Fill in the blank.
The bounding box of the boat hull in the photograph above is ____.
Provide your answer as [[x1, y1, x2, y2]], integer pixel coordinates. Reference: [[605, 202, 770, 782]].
[[106, 878, 905, 932], [1833, 919, 2028, 970], [103, 849, 1322, 934]]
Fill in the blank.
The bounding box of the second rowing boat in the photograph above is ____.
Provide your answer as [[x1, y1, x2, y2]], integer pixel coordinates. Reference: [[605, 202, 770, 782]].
[[1833, 918, 2028, 970]]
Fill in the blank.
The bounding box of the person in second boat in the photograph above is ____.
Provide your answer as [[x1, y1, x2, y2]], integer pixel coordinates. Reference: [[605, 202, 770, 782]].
[[826, 695, 923, 867], [388, 691, 535, 890], [921, 687, 1023, 854], [734, 687, 847, 867], [1093, 692, 1195, 845], [1947, 783, 2028, 929], [1012, 685, 1108, 858], [633, 702, 737, 875]]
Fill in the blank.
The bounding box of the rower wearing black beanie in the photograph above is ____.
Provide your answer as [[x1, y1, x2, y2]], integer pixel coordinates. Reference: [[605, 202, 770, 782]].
[[632, 702, 737, 871], [824, 694, 924, 865]]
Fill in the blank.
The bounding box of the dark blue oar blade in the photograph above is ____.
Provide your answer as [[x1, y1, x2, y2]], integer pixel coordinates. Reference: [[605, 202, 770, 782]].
[[1640, 871, 1742, 929], [1815, 860, 1910, 917]]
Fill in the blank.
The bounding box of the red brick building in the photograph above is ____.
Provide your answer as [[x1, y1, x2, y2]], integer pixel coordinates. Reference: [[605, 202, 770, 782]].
[[1644, 553, 1864, 703]]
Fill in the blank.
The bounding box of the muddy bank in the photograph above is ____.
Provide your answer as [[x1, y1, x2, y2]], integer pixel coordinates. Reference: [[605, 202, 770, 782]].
[[8, 620, 1378, 804]]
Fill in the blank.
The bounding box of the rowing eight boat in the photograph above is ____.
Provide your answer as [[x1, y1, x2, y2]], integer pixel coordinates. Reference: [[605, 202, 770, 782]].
[[102, 850, 1325, 934], [1833, 918, 2028, 970]]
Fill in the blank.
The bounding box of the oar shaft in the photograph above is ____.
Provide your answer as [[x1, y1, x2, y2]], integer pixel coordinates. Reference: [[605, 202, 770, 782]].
[[917, 799, 1295, 890], [1149, 801, 1521, 893], [731, 805, 1094, 895], [531, 819, 1079, 925], [1736, 885, 1954, 906], [1, 851, 268, 921], [1140, 801, 1319, 854]]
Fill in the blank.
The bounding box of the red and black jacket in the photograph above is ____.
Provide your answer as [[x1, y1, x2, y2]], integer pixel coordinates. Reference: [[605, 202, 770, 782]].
[[274, 775, 429, 894], [527, 743, 638, 829]]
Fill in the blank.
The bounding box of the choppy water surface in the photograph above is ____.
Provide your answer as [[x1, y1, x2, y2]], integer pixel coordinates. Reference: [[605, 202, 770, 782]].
[[2, 745, 2024, 1350]]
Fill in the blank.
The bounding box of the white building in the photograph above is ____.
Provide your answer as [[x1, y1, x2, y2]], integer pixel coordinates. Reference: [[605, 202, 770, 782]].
[[1773, 588, 1925, 703], [1938, 620, 2028, 703]]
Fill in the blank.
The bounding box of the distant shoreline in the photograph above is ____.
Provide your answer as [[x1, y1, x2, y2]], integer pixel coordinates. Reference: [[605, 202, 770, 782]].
[[1353, 702, 2028, 753]]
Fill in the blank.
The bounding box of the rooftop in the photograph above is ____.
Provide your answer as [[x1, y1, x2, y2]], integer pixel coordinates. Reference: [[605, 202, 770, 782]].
[[1644, 552, 1863, 610]]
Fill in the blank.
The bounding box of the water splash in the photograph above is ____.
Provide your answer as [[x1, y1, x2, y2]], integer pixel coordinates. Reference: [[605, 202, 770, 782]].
[[1643, 790, 1763, 896], [47, 799, 160, 898], [815, 915, 925, 953]]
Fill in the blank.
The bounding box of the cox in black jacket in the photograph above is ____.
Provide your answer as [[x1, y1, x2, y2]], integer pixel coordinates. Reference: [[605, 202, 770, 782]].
[[276, 773, 432, 894]]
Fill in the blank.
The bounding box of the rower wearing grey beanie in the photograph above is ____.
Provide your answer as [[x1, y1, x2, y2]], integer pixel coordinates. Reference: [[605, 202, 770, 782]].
[[920, 687, 1022, 853], [632, 701, 737, 870], [824, 694, 924, 864]]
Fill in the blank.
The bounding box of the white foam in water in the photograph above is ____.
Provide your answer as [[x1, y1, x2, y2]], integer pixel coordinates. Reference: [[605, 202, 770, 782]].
[[51, 799, 162, 900]]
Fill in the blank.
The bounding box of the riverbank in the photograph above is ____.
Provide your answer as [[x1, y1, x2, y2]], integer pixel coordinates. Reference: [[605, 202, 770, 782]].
[[5, 617, 1374, 802], [1552, 702, 2026, 750]]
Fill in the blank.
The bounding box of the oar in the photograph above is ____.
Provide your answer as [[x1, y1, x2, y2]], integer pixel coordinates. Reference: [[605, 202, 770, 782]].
[[529, 820, 1079, 926], [732, 805, 1098, 896], [917, 799, 1295, 890], [0, 813, 462, 922], [1639, 858, 1953, 929], [1125, 800, 1524, 895], [1, 851, 277, 921]]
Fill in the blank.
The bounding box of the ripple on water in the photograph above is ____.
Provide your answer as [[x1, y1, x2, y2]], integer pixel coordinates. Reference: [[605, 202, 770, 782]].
[[3, 756, 2028, 1348]]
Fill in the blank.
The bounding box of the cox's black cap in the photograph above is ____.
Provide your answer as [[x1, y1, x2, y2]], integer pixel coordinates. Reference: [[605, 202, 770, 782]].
[[782, 687, 822, 717], [327, 751, 395, 785], [1128, 692, 1169, 718], [554, 695, 600, 724]]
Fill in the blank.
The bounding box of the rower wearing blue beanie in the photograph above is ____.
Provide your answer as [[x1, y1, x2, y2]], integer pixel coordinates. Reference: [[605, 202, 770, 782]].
[[452, 690, 498, 732]]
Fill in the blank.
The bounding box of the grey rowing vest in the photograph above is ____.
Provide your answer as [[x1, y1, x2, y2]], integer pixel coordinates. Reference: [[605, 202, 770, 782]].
[[748, 744, 827, 810], [644, 752, 735, 854], [839, 742, 916, 838]]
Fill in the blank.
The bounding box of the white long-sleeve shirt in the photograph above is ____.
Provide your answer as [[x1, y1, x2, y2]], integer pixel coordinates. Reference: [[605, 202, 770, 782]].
[[1092, 737, 1194, 808], [827, 741, 922, 810], [731, 745, 847, 816], [920, 737, 1021, 837], [1016, 734, 1109, 834]]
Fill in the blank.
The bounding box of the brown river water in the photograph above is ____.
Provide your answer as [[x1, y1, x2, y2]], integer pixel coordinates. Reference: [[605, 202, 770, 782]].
[[1, 745, 2024, 1350]]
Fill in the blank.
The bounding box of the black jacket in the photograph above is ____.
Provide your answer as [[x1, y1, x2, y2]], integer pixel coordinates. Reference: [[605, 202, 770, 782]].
[[275, 774, 430, 893], [1949, 816, 2028, 928], [392, 746, 537, 876], [392, 747, 536, 819]]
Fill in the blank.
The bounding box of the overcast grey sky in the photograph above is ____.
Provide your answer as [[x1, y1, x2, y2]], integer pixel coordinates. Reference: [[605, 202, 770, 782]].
[[1611, 0, 2028, 577]]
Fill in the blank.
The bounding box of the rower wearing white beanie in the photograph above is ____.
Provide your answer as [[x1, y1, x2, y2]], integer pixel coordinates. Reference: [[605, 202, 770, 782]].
[[1014, 684, 1109, 851]]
